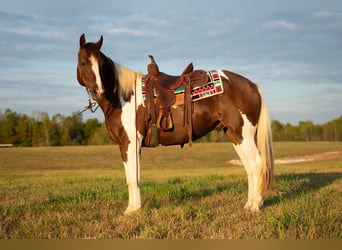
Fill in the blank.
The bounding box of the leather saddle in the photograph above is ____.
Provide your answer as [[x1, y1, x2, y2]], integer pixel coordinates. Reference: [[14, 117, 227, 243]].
[[144, 55, 208, 146]]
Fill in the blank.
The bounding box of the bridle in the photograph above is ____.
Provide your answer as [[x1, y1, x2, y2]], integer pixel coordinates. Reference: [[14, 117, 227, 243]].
[[74, 89, 100, 117]]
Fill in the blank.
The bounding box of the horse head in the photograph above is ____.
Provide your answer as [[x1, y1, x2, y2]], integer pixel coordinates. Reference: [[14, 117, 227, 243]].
[[77, 34, 105, 100]]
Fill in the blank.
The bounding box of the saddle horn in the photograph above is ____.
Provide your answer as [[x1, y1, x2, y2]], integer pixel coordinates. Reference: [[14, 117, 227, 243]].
[[147, 55, 160, 76]]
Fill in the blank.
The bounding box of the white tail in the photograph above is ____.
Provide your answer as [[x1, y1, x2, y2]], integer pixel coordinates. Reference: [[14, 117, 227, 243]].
[[256, 87, 274, 193]]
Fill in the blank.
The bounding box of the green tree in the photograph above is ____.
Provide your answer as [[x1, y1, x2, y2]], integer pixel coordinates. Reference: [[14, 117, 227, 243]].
[[31, 112, 52, 146], [299, 121, 315, 141], [15, 114, 33, 146], [0, 109, 18, 144], [56, 113, 87, 145], [323, 116, 342, 141], [50, 114, 65, 146], [84, 118, 101, 143], [271, 120, 284, 141], [87, 123, 113, 145]]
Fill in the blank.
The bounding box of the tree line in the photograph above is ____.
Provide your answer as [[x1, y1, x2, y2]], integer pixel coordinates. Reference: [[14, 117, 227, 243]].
[[0, 109, 111, 147], [0, 109, 341, 147]]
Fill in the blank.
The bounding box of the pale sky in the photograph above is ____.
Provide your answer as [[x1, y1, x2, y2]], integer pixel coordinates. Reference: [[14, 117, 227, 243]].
[[1, 0, 341, 124]]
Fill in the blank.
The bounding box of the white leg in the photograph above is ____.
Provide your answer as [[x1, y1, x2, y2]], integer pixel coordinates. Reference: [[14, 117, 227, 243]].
[[118, 75, 144, 215], [233, 114, 263, 212], [123, 138, 142, 215]]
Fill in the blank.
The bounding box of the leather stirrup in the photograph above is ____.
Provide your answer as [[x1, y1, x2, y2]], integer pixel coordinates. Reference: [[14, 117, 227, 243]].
[[156, 113, 173, 131]]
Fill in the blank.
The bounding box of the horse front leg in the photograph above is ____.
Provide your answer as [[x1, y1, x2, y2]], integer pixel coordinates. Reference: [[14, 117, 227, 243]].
[[121, 140, 141, 215]]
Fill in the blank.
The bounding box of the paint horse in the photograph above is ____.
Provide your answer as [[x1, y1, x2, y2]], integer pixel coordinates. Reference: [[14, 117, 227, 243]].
[[76, 34, 274, 214]]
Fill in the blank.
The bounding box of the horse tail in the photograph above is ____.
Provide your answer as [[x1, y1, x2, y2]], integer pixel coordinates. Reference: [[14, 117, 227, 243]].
[[256, 86, 274, 193]]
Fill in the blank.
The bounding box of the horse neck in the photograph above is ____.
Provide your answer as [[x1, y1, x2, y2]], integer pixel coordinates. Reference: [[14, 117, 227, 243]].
[[114, 62, 139, 100], [97, 55, 144, 120], [96, 96, 114, 118]]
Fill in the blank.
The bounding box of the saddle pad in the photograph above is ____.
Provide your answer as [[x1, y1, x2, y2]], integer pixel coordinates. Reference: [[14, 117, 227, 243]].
[[141, 70, 224, 102]]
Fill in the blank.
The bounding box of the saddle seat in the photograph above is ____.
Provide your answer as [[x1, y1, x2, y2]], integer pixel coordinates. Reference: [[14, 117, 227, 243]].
[[144, 55, 209, 147], [147, 55, 208, 90]]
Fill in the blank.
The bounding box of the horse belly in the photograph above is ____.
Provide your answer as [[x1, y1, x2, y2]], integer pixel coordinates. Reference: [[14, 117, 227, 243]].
[[191, 97, 222, 135], [158, 99, 220, 146]]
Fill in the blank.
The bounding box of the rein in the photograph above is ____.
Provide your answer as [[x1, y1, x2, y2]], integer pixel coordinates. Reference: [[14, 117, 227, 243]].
[[134, 78, 140, 187]]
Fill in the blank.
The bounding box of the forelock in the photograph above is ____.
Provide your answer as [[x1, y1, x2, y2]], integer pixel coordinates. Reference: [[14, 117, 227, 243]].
[[82, 43, 101, 60]]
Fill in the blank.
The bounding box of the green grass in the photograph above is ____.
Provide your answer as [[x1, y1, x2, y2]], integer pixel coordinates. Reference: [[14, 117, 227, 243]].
[[0, 142, 341, 239]]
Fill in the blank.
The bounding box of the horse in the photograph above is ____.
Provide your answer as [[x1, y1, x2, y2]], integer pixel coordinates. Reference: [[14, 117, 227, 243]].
[[76, 34, 274, 215]]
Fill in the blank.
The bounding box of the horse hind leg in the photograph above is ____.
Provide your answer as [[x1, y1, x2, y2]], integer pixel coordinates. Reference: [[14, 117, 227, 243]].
[[228, 114, 263, 212], [233, 142, 263, 212]]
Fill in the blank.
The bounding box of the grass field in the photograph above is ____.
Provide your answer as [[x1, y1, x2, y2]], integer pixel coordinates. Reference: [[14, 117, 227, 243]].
[[0, 142, 341, 239]]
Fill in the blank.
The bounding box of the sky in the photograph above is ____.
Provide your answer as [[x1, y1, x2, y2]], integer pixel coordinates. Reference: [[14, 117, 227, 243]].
[[0, 0, 341, 124]]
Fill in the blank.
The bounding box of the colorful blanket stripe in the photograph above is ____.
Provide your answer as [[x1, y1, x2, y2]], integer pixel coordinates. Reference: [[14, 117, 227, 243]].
[[141, 70, 224, 102]]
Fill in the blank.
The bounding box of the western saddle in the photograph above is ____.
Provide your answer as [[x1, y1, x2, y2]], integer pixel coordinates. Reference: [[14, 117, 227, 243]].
[[144, 55, 208, 147]]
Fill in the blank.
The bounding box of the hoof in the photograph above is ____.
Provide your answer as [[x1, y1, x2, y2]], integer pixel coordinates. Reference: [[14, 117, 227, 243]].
[[244, 201, 253, 210], [124, 206, 140, 216], [249, 206, 261, 213], [244, 200, 263, 213]]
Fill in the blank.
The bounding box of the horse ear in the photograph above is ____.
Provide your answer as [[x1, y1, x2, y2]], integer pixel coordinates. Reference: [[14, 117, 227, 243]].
[[96, 35, 103, 50], [80, 33, 86, 48]]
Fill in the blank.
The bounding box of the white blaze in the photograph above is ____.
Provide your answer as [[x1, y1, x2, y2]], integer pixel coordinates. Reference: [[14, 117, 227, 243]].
[[89, 55, 104, 95]]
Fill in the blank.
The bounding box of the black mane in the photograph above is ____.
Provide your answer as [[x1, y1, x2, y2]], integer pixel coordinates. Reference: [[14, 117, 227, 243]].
[[98, 52, 121, 108]]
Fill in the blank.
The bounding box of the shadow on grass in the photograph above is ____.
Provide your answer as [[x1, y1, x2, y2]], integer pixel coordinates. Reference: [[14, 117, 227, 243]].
[[142, 175, 245, 209], [264, 172, 342, 207], [143, 172, 342, 210]]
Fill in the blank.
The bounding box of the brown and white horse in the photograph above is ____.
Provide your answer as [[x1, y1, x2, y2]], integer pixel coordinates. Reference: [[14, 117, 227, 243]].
[[76, 34, 274, 214]]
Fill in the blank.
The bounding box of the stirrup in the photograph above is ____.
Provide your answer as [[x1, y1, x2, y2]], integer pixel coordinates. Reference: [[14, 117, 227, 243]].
[[156, 113, 173, 131]]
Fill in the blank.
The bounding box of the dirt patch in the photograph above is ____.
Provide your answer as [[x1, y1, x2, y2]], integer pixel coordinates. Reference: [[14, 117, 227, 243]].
[[228, 151, 342, 165]]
